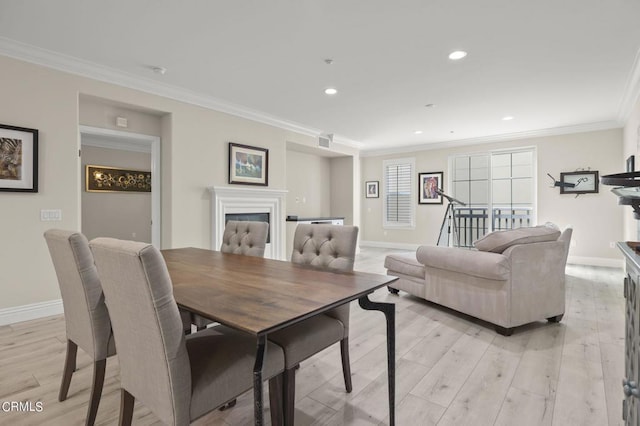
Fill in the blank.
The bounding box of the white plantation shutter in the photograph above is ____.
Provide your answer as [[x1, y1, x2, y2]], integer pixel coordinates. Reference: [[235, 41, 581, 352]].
[[383, 158, 415, 228]]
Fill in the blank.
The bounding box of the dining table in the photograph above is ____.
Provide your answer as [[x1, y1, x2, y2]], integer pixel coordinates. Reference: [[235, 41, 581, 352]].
[[162, 247, 398, 426]]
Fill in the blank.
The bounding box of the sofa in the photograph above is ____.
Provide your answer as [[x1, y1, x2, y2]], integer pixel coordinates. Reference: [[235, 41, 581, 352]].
[[384, 224, 572, 335]]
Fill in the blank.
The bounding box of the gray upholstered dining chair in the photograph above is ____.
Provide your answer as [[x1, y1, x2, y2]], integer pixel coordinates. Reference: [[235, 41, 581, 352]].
[[220, 220, 269, 257], [89, 237, 284, 426], [43, 229, 115, 426], [185, 220, 270, 335], [268, 223, 359, 425]]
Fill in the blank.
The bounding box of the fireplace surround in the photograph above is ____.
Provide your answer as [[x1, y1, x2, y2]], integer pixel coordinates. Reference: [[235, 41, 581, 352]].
[[209, 186, 287, 259]]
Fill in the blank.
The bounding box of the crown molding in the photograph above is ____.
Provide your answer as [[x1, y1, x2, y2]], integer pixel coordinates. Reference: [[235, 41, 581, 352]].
[[0, 37, 629, 154], [360, 120, 622, 157], [0, 37, 363, 149], [618, 47, 640, 123]]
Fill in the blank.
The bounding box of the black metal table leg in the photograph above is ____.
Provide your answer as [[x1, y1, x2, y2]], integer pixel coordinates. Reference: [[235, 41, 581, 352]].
[[358, 294, 395, 426], [253, 334, 267, 426]]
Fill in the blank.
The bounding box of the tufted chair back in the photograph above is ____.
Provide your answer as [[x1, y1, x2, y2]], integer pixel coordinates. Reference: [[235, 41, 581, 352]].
[[291, 224, 358, 334], [291, 224, 358, 271], [220, 221, 269, 257]]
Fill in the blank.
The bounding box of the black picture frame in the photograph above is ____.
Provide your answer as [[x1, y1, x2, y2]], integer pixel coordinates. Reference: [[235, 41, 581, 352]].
[[560, 171, 599, 194], [418, 172, 443, 204], [365, 181, 379, 198], [228, 142, 269, 186], [627, 155, 635, 173], [0, 123, 38, 193]]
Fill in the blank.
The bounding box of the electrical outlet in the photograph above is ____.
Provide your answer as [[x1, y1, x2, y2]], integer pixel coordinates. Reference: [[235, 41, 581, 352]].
[[610, 242, 616, 249]]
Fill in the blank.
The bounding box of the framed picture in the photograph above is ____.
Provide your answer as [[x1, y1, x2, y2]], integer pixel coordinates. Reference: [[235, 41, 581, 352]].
[[419, 172, 443, 204], [628, 155, 635, 173], [85, 165, 151, 192], [560, 171, 599, 194], [365, 181, 379, 198], [0, 124, 38, 192], [229, 143, 269, 186]]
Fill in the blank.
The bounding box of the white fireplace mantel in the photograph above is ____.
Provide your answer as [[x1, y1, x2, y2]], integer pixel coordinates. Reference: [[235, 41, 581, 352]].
[[209, 186, 288, 260]]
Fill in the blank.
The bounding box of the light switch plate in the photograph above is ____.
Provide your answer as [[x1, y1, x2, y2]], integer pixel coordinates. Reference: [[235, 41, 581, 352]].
[[41, 209, 62, 221]]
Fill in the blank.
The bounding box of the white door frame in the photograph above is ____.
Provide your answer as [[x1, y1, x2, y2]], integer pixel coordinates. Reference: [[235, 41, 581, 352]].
[[79, 125, 161, 247]]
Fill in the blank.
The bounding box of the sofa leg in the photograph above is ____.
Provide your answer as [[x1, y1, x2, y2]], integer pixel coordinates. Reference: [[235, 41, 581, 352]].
[[495, 326, 514, 336], [387, 286, 399, 295], [547, 314, 564, 323]]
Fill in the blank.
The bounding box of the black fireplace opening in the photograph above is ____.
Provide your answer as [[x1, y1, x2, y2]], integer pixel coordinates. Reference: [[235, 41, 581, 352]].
[[225, 212, 270, 243]]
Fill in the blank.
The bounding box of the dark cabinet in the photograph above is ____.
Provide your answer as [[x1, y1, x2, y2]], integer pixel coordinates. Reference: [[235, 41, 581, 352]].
[[619, 242, 640, 425]]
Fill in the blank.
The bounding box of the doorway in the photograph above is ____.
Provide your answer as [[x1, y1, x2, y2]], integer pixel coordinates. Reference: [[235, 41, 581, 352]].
[[79, 125, 161, 247]]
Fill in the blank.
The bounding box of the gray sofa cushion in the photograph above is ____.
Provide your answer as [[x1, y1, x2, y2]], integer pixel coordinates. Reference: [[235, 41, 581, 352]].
[[473, 225, 560, 253], [416, 245, 510, 281], [384, 252, 425, 279]]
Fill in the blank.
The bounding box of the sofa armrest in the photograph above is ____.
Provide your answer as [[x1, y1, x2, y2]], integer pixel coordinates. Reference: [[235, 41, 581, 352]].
[[416, 245, 510, 280], [502, 240, 567, 323]]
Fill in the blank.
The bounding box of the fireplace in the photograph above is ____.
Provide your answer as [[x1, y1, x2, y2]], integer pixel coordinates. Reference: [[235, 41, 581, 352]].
[[209, 186, 287, 260]]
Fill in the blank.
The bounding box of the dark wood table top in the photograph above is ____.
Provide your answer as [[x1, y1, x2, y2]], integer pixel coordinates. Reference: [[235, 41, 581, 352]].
[[162, 247, 398, 336]]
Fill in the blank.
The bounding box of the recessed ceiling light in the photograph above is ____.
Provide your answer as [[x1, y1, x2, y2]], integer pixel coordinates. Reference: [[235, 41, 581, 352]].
[[448, 51, 467, 60], [414, 130, 423, 135], [324, 58, 334, 65], [324, 87, 338, 95], [151, 66, 167, 75], [502, 116, 514, 121], [424, 103, 436, 108]]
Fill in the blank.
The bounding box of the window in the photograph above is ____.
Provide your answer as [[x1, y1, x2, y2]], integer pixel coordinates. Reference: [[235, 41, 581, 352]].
[[451, 148, 535, 246], [383, 158, 415, 228]]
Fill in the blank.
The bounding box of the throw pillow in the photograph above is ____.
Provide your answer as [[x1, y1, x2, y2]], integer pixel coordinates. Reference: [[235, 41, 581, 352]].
[[473, 224, 561, 253]]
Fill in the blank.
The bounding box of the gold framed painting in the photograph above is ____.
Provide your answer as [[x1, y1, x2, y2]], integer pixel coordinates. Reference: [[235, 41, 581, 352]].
[[85, 165, 152, 192]]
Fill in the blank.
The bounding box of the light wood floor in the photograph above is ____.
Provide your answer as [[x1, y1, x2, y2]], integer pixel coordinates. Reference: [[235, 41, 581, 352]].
[[0, 248, 626, 425]]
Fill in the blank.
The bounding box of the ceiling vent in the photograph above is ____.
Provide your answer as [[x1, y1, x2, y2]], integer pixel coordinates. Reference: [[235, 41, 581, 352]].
[[318, 133, 333, 148]]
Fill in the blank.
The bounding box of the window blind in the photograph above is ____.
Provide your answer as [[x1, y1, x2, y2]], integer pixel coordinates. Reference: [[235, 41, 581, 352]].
[[385, 162, 412, 225]]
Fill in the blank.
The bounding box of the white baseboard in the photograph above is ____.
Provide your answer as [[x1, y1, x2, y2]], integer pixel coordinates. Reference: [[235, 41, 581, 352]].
[[567, 256, 624, 269], [359, 240, 420, 251], [0, 299, 64, 326]]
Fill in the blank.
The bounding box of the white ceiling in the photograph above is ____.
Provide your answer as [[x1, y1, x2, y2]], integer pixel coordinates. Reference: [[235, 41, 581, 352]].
[[1, 1, 640, 152]]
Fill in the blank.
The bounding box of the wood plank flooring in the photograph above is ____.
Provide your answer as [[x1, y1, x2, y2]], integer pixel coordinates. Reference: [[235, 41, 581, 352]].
[[0, 248, 626, 425]]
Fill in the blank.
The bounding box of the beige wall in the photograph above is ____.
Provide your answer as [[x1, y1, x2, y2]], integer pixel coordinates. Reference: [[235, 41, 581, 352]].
[[0, 54, 324, 310], [330, 156, 355, 226], [623, 97, 640, 240], [361, 128, 624, 263], [284, 150, 357, 254], [79, 95, 164, 136], [0, 50, 628, 313], [285, 150, 331, 218], [81, 145, 152, 243]]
